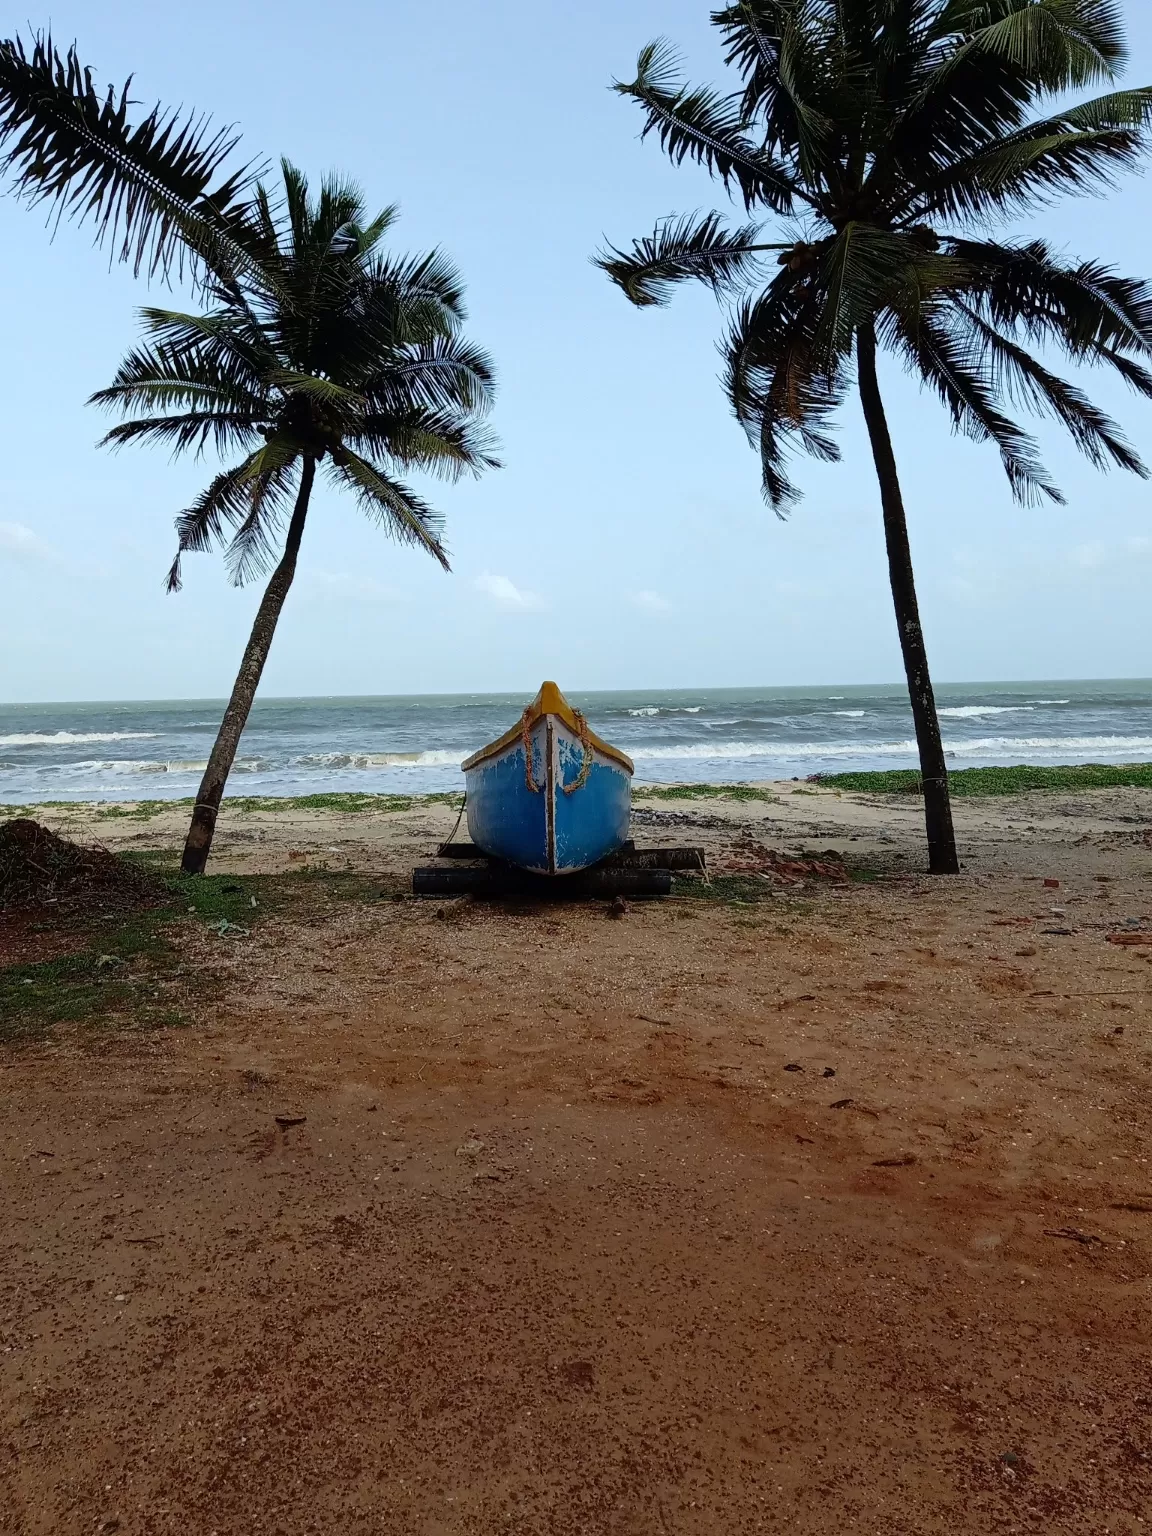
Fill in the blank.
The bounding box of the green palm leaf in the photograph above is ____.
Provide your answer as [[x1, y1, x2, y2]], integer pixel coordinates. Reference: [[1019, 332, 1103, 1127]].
[[0, 33, 265, 285], [328, 450, 450, 569], [595, 212, 781, 307], [615, 39, 808, 213]]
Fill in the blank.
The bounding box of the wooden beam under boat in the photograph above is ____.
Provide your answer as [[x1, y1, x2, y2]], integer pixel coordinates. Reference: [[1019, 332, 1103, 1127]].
[[435, 841, 705, 871], [412, 866, 673, 899]]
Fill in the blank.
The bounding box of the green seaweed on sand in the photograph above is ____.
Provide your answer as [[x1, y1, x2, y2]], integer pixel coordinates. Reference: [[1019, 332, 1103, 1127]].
[[636, 785, 778, 804], [3, 792, 465, 824], [813, 764, 1152, 797], [223, 792, 462, 815]]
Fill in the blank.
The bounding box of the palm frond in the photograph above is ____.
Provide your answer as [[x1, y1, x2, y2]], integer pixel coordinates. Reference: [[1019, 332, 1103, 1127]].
[[363, 334, 497, 414], [88, 341, 269, 417], [328, 450, 450, 569], [816, 225, 972, 363], [165, 453, 266, 591], [712, 1, 784, 122], [368, 248, 470, 324], [0, 31, 265, 285], [950, 238, 1152, 356], [883, 304, 1063, 504], [348, 408, 501, 478], [930, 0, 1126, 93], [136, 306, 275, 382], [222, 442, 301, 586], [723, 272, 848, 511], [99, 409, 264, 458], [953, 300, 1147, 474], [911, 120, 1151, 221], [265, 370, 366, 409], [615, 39, 806, 213], [595, 211, 778, 307]]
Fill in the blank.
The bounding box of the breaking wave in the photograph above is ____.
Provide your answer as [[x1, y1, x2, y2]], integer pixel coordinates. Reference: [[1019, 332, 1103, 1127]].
[[0, 731, 159, 746], [630, 734, 1152, 763], [294, 749, 468, 769], [58, 757, 265, 775], [937, 706, 1034, 718]]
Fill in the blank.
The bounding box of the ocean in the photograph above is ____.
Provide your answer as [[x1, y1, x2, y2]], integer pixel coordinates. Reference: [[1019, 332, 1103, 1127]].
[[3, 680, 1152, 804]]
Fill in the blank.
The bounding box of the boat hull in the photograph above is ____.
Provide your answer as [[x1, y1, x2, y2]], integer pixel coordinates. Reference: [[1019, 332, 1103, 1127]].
[[465, 711, 631, 875]]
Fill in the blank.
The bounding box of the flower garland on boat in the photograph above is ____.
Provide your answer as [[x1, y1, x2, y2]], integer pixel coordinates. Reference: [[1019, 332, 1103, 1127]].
[[520, 707, 594, 795]]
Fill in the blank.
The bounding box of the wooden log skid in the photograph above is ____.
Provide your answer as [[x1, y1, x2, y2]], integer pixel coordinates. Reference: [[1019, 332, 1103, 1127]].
[[436, 841, 704, 871], [412, 867, 673, 899]]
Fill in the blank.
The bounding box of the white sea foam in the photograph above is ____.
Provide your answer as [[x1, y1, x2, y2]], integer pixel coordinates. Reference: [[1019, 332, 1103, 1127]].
[[57, 757, 268, 775], [0, 731, 158, 746], [1028, 699, 1071, 705], [937, 706, 1033, 718], [295, 749, 467, 769], [629, 734, 1152, 763], [628, 707, 661, 717], [626, 706, 703, 717], [833, 710, 867, 718], [949, 735, 1152, 757]]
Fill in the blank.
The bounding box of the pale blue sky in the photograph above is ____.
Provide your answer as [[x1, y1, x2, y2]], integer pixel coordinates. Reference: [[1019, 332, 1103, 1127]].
[[3, 0, 1152, 703]]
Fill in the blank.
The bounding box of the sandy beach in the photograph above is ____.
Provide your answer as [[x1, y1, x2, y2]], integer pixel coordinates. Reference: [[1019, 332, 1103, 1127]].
[[19, 775, 1152, 880], [3, 784, 1152, 1534]]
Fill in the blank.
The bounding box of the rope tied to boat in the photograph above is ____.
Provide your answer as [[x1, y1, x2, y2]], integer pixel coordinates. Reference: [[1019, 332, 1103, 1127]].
[[562, 711, 594, 796], [521, 706, 594, 795], [520, 709, 543, 793]]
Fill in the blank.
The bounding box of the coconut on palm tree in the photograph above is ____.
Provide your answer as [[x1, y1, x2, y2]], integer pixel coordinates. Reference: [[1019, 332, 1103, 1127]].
[[598, 0, 1152, 873], [0, 37, 497, 873]]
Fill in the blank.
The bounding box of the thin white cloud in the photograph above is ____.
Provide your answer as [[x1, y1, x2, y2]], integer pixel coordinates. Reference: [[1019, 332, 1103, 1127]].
[[632, 589, 672, 613], [0, 521, 58, 562], [475, 571, 545, 610], [1072, 540, 1110, 570], [1070, 538, 1152, 572], [305, 570, 404, 603]]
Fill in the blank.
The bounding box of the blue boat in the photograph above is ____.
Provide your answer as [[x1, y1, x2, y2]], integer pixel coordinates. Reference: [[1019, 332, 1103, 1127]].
[[462, 682, 634, 874]]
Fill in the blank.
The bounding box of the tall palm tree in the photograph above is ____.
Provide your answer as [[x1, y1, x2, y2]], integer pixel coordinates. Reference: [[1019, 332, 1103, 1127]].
[[0, 36, 497, 874], [598, 0, 1152, 873]]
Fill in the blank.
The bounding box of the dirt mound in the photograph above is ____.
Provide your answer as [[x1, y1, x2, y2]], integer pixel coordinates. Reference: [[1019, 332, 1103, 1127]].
[[0, 818, 167, 914]]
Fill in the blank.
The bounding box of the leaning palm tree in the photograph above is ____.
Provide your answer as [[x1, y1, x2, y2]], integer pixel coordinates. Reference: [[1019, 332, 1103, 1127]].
[[598, 0, 1152, 873], [0, 36, 497, 873]]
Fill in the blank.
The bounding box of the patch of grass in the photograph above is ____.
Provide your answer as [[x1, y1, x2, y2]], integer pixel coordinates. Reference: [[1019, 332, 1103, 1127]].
[[813, 763, 1152, 797], [7, 798, 470, 823], [0, 858, 426, 1046], [3, 792, 465, 823], [119, 848, 179, 871], [2, 912, 174, 1044], [0, 871, 266, 1045], [637, 784, 778, 804], [672, 873, 776, 904], [91, 800, 188, 822], [224, 791, 463, 815]]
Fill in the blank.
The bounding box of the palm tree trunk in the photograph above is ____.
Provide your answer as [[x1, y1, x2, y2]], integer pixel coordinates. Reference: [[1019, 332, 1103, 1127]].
[[856, 325, 959, 875], [180, 457, 317, 875]]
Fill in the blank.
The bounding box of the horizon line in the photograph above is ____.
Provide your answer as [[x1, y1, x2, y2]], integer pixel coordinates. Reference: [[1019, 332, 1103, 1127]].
[[4, 675, 1152, 709]]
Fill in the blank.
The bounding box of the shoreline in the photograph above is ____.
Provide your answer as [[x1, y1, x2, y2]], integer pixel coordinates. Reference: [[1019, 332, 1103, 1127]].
[[6, 773, 1151, 886], [4, 756, 1152, 814]]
